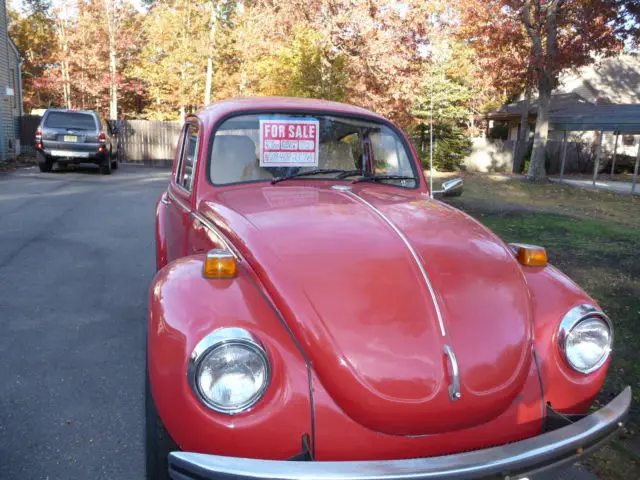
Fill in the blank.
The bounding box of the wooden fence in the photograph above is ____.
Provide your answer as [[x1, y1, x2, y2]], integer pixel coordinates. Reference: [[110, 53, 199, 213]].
[[19, 116, 42, 153], [18, 116, 181, 166], [114, 120, 181, 165]]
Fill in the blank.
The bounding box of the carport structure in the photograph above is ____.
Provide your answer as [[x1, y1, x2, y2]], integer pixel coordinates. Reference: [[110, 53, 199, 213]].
[[551, 104, 640, 193]]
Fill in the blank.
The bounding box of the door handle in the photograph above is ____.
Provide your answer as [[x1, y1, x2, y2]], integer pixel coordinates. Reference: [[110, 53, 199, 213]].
[[161, 194, 171, 205], [444, 344, 461, 402]]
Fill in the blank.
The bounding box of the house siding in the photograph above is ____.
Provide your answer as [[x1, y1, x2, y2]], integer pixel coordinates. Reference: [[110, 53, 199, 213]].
[[0, 0, 22, 161]]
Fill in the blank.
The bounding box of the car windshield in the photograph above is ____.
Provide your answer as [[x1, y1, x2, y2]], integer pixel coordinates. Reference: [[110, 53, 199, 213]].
[[209, 114, 418, 188], [44, 112, 97, 131]]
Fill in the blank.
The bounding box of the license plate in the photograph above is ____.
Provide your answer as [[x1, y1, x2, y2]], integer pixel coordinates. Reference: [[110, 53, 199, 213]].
[[64, 135, 78, 142], [50, 150, 90, 158]]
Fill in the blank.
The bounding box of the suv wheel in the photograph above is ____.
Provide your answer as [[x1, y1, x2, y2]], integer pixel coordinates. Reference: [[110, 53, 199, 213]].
[[100, 157, 112, 175], [146, 369, 178, 480], [36, 151, 52, 173], [111, 148, 119, 170]]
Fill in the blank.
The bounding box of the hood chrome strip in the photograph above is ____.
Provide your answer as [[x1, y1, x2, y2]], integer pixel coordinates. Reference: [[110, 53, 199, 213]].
[[344, 190, 446, 337]]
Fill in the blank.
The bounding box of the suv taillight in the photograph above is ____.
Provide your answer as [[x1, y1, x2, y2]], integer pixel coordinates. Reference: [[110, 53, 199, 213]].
[[35, 126, 42, 149], [98, 131, 106, 143]]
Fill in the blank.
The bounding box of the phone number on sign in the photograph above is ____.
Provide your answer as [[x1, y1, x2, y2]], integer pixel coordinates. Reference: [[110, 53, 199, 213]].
[[263, 151, 316, 165]]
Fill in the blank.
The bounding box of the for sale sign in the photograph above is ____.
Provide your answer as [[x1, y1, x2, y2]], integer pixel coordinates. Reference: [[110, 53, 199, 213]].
[[259, 119, 320, 167]]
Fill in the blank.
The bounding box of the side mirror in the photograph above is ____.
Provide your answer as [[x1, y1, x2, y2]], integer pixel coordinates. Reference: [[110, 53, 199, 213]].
[[433, 177, 463, 198]]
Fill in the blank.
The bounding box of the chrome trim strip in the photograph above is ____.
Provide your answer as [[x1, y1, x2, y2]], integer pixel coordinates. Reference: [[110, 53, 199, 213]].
[[168, 387, 631, 480], [443, 345, 461, 402], [187, 328, 271, 415], [190, 210, 239, 259], [558, 304, 613, 374], [166, 189, 239, 259], [344, 191, 446, 337], [167, 188, 191, 213]]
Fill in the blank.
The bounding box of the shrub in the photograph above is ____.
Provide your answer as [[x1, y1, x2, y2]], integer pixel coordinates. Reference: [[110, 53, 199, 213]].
[[417, 123, 472, 172]]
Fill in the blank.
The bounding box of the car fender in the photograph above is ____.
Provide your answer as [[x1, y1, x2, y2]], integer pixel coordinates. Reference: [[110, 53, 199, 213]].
[[524, 265, 609, 413], [155, 192, 168, 271], [148, 255, 312, 459]]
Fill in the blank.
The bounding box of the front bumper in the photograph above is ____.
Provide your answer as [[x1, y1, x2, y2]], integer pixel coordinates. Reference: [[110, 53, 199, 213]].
[[168, 386, 631, 480]]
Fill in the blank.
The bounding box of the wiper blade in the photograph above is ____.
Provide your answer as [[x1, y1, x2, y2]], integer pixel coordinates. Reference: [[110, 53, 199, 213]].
[[334, 170, 364, 179], [271, 169, 349, 184], [351, 174, 417, 184]]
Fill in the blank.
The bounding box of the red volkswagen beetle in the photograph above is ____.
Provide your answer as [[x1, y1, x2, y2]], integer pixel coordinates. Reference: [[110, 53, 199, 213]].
[[147, 97, 631, 480]]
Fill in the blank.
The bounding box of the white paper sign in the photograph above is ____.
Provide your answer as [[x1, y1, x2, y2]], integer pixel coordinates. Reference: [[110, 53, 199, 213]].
[[259, 119, 319, 167]]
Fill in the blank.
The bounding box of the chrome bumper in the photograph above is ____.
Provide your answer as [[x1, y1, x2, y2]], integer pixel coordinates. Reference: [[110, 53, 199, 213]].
[[168, 386, 631, 480]]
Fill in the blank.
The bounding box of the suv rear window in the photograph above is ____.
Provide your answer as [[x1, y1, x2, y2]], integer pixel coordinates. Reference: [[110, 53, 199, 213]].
[[44, 112, 97, 130]]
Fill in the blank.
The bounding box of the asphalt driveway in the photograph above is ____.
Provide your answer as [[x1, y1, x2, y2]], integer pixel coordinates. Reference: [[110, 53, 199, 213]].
[[0, 164, 169, 479]]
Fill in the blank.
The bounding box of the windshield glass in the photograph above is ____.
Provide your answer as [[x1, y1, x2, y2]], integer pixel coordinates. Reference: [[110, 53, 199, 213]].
[[209, 114, 417, 188], [44, 112, 97, 130]]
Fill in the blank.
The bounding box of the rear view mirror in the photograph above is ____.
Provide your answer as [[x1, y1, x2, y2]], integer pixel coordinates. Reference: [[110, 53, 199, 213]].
[[433, 177, 463, 198]]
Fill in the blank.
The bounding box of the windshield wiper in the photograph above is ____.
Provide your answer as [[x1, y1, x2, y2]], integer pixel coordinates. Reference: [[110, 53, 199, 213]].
[[351, 174, 417, 184], [271, 169, 351, 184], [334, 170, 364, 179]]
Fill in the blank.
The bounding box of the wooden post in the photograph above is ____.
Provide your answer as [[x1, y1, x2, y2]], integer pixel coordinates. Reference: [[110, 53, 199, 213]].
[[560, 131, 568, 184], [632, 136, 640, 195], [593, 131, 603, 188], [610, 132, 619, 175]]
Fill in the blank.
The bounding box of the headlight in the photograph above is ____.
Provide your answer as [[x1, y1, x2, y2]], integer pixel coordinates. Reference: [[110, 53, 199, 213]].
[[558, 305, 613, 374], [188, 328, 270, 414]]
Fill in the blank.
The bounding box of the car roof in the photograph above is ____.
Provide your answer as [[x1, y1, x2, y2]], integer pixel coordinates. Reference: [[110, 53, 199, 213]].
[[44, 108, 98, 116], [196, 97, 387, 125]]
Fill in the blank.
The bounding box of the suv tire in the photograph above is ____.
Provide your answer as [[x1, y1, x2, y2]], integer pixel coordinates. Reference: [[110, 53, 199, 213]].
[[100, 157, 112, 175], [111, 148, 119, 170], [36, 151, 53, 173], [146, 368, 178, 480]]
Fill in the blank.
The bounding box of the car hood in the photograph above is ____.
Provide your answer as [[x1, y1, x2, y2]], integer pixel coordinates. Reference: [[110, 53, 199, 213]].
[[199, 184, 534, 435]]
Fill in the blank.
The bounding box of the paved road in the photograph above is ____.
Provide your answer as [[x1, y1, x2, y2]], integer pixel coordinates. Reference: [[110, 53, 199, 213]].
[[0, 164, 169, 480]]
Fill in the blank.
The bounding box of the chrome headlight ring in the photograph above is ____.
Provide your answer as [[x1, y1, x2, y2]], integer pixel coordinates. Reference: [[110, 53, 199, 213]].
[[188, 327, 271, 415], [558, 304, 613, 374]]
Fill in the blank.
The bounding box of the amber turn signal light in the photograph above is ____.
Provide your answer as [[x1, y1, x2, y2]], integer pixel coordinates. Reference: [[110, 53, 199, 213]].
[[203, 249, 237, 279], [509, 243, 548, 267]]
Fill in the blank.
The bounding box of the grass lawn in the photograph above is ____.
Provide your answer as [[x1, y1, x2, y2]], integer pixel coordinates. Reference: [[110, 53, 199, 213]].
[[438, 173, 640, 479]]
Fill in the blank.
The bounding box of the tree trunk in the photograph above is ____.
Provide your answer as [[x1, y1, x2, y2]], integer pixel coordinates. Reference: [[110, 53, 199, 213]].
[[527, 72, 553, 181], [514, 86, 531, 173], [523, 0, 564, 182], [55, 19, 72, 109], [105, 0, 118, 119], [204, 1, 217, 106], [180, 66, 186, 122]]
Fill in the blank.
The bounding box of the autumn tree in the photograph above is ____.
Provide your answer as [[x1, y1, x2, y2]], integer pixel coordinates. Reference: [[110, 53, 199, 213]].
[[69, 0, 142, 117], [130, 0, 209, 119], [460, 0, 639, 181], [413, 38, 481, 170], [8, 0, 60, 109], [220, 0, 434, 124]]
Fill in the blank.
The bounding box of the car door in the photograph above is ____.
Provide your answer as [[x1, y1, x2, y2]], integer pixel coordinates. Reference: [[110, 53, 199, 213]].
[[165, 122, 200, 262]]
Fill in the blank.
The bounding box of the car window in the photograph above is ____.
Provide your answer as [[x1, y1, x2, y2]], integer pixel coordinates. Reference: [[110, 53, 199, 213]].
[[176, 123, 199, 191], [209, 114, 417, 187], [44, 112, 97, 131]]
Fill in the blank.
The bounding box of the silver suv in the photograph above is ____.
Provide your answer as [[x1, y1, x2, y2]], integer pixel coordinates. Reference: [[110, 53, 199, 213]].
[[36, 109, 119, 174]]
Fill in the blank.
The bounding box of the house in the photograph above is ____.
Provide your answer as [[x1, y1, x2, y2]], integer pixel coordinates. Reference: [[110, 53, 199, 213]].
[[0, 0, 24, 162], [481, 54, 640, 174]]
